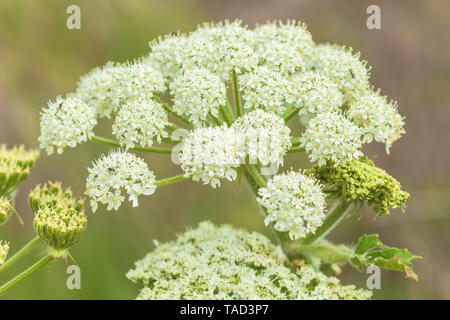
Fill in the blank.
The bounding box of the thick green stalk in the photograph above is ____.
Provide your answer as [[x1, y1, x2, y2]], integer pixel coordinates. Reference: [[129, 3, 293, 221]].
[[231, 70, 242, 117], [245, 164, 267, 188], [219, 102, 235, 126], [301, 198, 355, 245], [285, 241, 353, 265], [0, 255, 51, 296], [91, 135, 172, 154], [283, 107, 301, 122], [288, 145, 306, 153], [155, 174, 187, 187], [291, 137, 302, 146], [0, 236, 41, 273]]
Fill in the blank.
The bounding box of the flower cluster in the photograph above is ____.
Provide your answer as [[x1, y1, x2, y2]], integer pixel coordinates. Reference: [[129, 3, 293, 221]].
[[112, 98, 169, 150], [289, 71, 343, 116], [29, 182, 87, 254], [308, 44, 371, 104], [347, 90, 405, 153], [306, 157, 410, 216], [253, 20, 314, 75], [178, 125, 244, 188], [239, 66, 291, 115], [170, 67, 226, 125], [0, 241, 9, 265], [86, 150, 156, 212], [257, 171, 327, 240], [231, 109, 291, 166], [0, 145, 40, 197], [38, 96, 97, 155], [300, 112, 364, 166], [127, 222, 371, 300], [0, 197, 10, 225], [75, 60, 166, 118]]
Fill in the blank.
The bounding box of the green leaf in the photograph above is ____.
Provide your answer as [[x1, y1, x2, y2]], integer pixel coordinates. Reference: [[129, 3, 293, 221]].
[[350, 234, 421, 282]]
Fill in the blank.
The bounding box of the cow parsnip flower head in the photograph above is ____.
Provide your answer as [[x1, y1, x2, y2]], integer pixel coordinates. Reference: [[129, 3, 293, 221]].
[[239, 66, 291, 115], [0, 241, 9, 265], [76, 61, 165, 118], [147, 32, 190, 81], [347, 90, 405, 153], [29, 182, 87, 255], [0, 197, 10, 225], [257, 171, 327, 240], [0, 145, 40, 197], [38, 95, 97, 155], [178, 125, 244, 188], [127, 221, 371, 300], [112, 98, 169, 150], [186, 20, 258, 81], [232, 109, 291, 166], [289, 71, 344, 116], [253, 20, 314, 75], [306, 157, 409, 216], [86, 150, 156, 212], [300, 112, 364, 167], [170, 67, 226, 125], [308, 44, 371, 104]]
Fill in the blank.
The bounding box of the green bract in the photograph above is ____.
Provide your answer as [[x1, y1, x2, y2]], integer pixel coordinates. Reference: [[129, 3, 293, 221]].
[[306, 157, 409, 216], [127, 221, 371, 300], [29, 182, 87, 254], [0, 145, 39, 197]]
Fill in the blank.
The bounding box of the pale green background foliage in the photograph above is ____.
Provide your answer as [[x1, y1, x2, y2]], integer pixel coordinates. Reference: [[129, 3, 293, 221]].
[[0, 0, 449, 299]]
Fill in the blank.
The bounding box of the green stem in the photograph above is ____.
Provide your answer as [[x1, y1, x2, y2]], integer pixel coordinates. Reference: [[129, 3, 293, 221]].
[[219, 102, 234, 126], [209, 113, 223, 126], [91, 136, 172, 154], [288, 145, 306, 153], [301, 198, 355, 245], [283, 107, 301, 122], [0, 236, 41, 273], [245, 164, 267, 188], [291, 137, 302, 146], [285, 241, 353, 265], [0, 255, 51, 296], [155, 174, 186, 187], [231, 70, 242, 117], [154, 97, 193, 126]]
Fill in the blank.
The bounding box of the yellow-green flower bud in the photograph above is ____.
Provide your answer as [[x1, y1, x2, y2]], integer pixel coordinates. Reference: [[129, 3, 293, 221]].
[[0, 241, 9, 265], [0, 145, 39, 197], [29, 182, 87, 256], [0, 197, 10, 225]]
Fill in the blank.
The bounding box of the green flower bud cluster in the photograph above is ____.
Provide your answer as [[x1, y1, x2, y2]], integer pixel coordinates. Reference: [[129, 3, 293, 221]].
[[127, 221, 371, 300], [0, 241, 9, 265], [0, 196, 10, 225], [0, 145, 40, 197], [29, 182, 87, 255], [306, 157, 409, 216]]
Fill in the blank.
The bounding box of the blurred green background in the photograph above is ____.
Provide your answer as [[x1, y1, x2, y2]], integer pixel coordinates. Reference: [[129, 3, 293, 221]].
[[0, 0, 449, 299]]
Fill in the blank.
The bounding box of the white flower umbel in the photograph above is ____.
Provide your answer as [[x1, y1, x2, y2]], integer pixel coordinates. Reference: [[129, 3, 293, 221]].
[[289, 72, 343, 116], [347, 90, 405, 153], [178, 125, 244, 188], [86, 150, 156, 212], [147, 33, 190, 81], [127, 222, 371, 300], [300, 112, 364, 166], [39, 96, 97, 155], [112, 98, 169, 150], [257, 171, 327, 240], [232, 110, 291, 166], [76, 61, 165, 118], [239, 66, 291, 115], [170, 67, 226, 125], [308, 44, 371, 104], [253, 20, 314, 75], [186, 20, 258, 81]]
